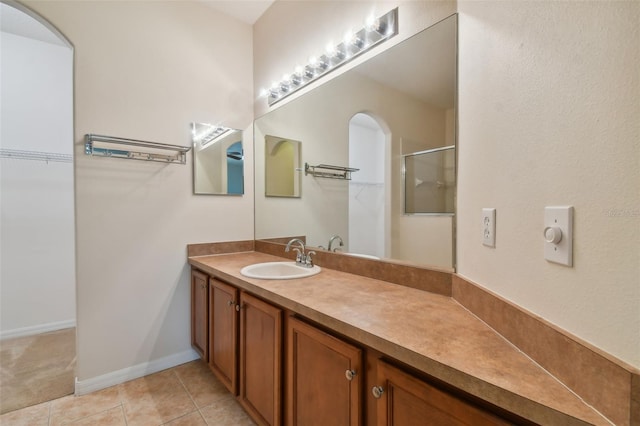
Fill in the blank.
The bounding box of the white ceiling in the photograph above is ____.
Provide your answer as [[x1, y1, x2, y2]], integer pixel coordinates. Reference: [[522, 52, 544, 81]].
[[199, 0, 274, 25]]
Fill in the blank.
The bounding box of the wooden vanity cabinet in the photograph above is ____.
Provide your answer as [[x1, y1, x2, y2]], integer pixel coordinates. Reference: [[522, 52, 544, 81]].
[[208, 278, 239, 394], [192, 270, 282, 426], [190, 270, 208, 361], [286, 316, 362, 426], [191, 268, 521, 426], [372, 359, 512, 426], [239, 291, 283, 426]]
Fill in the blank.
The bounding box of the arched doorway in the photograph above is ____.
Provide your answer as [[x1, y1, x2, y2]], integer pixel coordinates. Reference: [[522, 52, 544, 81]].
[[347, 113, 390, 259], [0, 0, 75, 413]]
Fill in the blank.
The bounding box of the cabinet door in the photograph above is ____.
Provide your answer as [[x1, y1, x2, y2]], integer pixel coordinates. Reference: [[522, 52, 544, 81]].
[[209, 278, 239, 394], [374, 360, 511, 426], [286, 316, 362, 426], [190, 269, 208, 361], [239, 292, 282, 426]]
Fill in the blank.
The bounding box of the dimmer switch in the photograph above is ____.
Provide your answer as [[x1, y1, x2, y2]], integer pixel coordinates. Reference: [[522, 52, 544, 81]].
[[544, 206, 573, 266]]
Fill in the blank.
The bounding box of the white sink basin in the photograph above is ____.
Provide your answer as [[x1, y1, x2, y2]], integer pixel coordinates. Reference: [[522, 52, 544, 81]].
[[240, 261, 321, 280]]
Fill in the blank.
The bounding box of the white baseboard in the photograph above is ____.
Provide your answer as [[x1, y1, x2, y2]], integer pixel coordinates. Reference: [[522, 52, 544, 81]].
[[0, 319, 76, 340], [74, 349, 201, 396]]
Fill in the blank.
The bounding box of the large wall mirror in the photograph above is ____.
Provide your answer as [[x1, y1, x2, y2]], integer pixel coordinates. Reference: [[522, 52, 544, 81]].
[[192, 123, 244, 195], [254, 15, 457, 269]]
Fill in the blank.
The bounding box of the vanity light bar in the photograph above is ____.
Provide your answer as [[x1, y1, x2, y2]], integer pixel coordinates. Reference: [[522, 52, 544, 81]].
[[264, 8, 398, 106], [193, 124, 233, 147]]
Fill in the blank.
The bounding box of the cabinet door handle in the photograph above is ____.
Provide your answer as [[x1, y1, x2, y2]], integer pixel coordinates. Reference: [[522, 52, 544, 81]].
[[345, 370, 357, 381], [372, 386, 384, 399], [235, 304, 242, 312], [228, 300, 235, 307]]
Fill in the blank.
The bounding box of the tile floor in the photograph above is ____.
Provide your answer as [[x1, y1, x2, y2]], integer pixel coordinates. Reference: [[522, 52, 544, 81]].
[[0, 360, 255, 426]]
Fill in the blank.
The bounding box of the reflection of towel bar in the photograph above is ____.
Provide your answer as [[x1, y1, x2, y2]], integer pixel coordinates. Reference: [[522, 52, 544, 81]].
[[84, 134, 191, 164], [305, 163, 359, 180]]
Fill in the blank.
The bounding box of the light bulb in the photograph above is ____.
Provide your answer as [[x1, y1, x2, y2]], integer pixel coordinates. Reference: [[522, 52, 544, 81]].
[[365, 14, 377, 31], [325, 42, 336, 57], [343, 30, 354, 45]]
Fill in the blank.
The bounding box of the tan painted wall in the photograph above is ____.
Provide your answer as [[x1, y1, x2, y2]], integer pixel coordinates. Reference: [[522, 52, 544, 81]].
[[26, 0, 254, 382], [457, 1, 640, 368]]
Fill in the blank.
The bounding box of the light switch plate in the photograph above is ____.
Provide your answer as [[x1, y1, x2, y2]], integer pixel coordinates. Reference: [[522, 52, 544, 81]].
[[482, 208, 496, 247], [544, 206, 573, 266]]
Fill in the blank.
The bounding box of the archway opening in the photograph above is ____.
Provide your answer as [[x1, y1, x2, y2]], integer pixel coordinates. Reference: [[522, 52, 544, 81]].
[[0, 0, 75, 413]]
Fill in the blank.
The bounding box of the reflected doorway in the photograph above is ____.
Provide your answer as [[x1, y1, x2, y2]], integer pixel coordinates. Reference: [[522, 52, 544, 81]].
[[226, 141, 244, 195], [348, 113, 389, 259], [0, 1, 76, 413]]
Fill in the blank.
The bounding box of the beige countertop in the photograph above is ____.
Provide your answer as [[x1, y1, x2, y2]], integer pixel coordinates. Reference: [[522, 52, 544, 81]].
[[189, 251, 610, 426]]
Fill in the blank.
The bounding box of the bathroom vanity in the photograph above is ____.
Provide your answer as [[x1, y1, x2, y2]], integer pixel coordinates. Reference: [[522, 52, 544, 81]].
[[189, 249, 613, 426]]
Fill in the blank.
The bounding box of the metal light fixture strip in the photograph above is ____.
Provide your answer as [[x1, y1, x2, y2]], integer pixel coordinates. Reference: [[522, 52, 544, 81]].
[[267, 8, 398, 106]]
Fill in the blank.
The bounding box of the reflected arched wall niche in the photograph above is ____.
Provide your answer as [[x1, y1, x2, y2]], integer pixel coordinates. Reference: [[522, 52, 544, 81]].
[[0, 0, 76, 413]]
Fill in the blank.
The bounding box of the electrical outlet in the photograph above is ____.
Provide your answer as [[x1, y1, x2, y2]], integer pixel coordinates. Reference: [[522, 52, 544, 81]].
[[482, 208, 496, 247]]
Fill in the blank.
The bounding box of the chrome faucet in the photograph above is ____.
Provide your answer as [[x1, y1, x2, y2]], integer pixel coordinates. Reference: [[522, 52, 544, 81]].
[[284, 238, 313, 266], [328, 235, 344, 252]]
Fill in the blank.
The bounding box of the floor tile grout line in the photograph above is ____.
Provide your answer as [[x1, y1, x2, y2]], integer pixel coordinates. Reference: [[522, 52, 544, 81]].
[[158, 409, 206, 426], [170, 368, 203, 425], [50, 401, 123, 425], [121, 402, 128, 426], [173, 368, 200, 407], [171, 364, 213, 426]]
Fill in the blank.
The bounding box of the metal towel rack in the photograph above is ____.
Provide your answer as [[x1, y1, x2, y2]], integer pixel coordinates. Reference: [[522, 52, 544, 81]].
[[304, 163, 359, 180], [84, 134, 191, 164]]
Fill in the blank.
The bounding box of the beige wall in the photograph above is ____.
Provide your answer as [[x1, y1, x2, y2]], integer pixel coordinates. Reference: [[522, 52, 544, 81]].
[[457, 1, 639, 368], [26, 0, 254, 385], [254, 0, 639, 368]]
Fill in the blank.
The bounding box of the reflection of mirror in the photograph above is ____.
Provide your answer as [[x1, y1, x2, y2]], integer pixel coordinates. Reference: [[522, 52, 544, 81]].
[[254, 15, 457, 269], [265, 135, 301, 198], [404, 146, 455, 214], [192, 123, 244, 195]]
